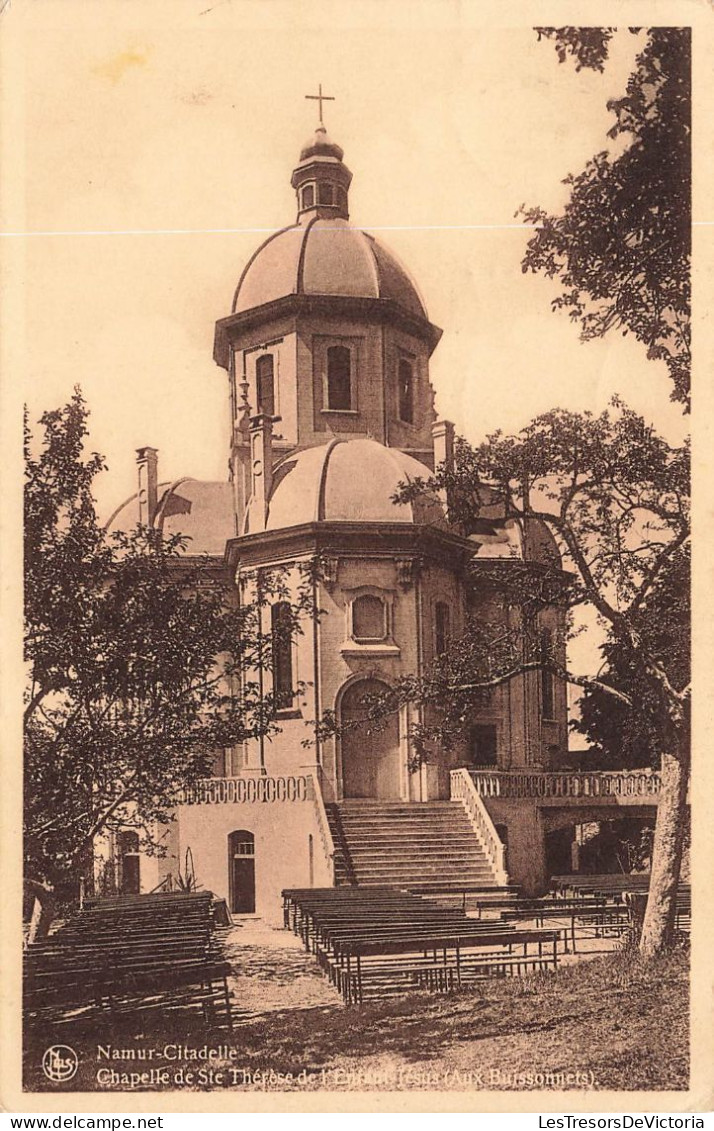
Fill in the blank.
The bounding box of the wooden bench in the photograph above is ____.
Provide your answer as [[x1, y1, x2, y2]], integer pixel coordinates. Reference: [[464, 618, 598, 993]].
[[24, 891, 233, 1030], [283, 887, 561, 1004]]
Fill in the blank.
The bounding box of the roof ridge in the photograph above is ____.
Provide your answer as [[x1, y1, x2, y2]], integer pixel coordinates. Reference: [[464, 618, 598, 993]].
[[316, 438, 345, 522], [296, 214, 321, 296]]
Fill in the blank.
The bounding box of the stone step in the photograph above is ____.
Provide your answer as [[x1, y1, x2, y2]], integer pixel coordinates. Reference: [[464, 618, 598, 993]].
[[353, 874, 491, 886], [350, 868, 491, 877], [353, 868, 492, 877], [349, 861, 491, 873], [342, 828, 474, 835], [339, 801, 460, 807], [338, 819, 474, 832], [327, 797, 498, 892], [347, 843, 477, 853], [339, 814, 467, 822], [342, 834, 475, 845]]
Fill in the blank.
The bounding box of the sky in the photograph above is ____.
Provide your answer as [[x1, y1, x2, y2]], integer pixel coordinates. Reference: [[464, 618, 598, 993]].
[[3, 0, 694, 683]]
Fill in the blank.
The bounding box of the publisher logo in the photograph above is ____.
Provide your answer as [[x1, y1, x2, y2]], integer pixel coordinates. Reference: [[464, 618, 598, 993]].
[[42, 1045, 79, 1083]]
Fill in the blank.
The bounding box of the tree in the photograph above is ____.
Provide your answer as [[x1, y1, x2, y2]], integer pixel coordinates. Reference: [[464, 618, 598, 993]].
[[24, 391, 311, 937], [520, 27, 691, 409], [573, 546, 689, 769], [369, 402, 689, 953]]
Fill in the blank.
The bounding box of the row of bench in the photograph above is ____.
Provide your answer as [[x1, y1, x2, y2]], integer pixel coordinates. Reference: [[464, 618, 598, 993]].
[[24, 891, 233, 1031], [549, 874, 691, 936], [282, 887, 560, 1004], [471, 876, 690, 951]]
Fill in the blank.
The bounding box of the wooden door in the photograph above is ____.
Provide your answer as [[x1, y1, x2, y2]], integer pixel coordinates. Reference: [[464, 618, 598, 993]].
[[118, 831, 140, 895], [228, 831, 255, 914], [341, 679, 402, 800]]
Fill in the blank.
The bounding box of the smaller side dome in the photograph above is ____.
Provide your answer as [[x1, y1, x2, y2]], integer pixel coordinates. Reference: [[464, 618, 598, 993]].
[[257, 438, 445, 534], [105, 479, 236, 556]]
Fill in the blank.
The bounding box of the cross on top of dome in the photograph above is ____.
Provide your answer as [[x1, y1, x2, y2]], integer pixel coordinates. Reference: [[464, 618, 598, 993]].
[[292, 87, 351, 220], [304, 83, 335, 127]]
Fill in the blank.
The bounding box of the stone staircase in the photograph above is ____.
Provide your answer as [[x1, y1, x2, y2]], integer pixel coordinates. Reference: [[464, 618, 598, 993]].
[[325, 801, 499, 892]]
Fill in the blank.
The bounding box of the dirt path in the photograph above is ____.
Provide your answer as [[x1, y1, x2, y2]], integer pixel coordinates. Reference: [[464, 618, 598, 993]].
[[223, 919, 342, 1020]]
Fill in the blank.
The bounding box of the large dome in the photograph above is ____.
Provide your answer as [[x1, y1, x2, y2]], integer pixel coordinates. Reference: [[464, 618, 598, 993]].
[[233, 218, 428, 320], [255, 438, 444, 534]]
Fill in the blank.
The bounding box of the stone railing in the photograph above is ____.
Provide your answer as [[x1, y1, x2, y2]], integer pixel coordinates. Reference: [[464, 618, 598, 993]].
[[450, 768, 508, 885], [306, 769, 336, 885], [468, 769, 661, 800], [181, 775, 310, 805]]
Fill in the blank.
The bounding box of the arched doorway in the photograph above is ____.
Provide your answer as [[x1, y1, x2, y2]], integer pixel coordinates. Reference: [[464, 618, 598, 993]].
[[228, 830, 255, 914], [340, 678, 402, 800]]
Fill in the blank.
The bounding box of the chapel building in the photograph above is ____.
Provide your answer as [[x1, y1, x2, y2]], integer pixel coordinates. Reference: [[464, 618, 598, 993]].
[[104, 120, 571, 921]]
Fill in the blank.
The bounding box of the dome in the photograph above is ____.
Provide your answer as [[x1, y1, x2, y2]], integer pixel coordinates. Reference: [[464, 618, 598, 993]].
[[232, 218, 428, 320], [105, 479, 236, 555], [299, 125, 344, 161], [256, 438, 445, 534]]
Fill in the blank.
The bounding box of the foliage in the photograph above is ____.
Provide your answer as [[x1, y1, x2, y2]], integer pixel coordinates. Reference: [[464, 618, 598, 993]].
[[378, 402, 690, 753], [573, 547, 689, 767], [24, 391, 312, 896], [521, 28, 691, 408]]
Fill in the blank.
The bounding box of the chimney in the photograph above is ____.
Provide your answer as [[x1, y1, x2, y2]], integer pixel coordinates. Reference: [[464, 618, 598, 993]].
[[431, 420, 455, 515], [136, 447, 159, 526], [432, 419, 455, 473], [246, 414, 277, 533]]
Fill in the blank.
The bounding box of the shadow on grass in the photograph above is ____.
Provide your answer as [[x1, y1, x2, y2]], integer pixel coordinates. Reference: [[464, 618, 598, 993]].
[[23, 948, 689, 1094]]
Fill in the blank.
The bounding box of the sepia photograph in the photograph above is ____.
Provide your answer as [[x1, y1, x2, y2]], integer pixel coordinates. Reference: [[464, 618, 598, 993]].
[[2, 0, 709, 1113]]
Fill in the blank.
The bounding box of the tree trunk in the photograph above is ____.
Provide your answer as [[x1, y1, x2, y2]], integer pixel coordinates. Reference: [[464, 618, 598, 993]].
[[639, 747, 689, 956], [26, 880, 56, 945]]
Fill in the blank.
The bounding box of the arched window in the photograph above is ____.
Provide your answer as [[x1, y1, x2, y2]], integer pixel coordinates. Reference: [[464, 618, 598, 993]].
[[398, 358, 414, 424], [337, 187, 348, 214], [271, 602, 293, 709], [540, 627, 555, 719], [327, 345, 352, 410], [435, 601, 450, 656], [318, 182, 334, 205], [256, 354, 275, 417], [352, 594, 386, 642], [302, 184, 315, 209]]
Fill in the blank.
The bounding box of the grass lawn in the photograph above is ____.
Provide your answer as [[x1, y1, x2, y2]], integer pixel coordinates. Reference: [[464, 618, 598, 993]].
[[24, 947, 688, 1094]]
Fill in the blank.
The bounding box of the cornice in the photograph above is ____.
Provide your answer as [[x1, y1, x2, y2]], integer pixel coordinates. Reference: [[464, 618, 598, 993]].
[[213, 293, 442, 368]]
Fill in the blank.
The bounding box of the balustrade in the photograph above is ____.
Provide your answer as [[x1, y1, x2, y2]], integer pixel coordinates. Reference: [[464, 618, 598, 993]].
[[467, 769, 661, 800], [181, 775, 309, 805], [450, 768, 508, 884]]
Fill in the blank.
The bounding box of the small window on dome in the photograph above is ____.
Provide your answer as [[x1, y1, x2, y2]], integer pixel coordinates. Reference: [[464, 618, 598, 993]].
[[301, 184, 315, 210], [337, 187, 348, 213], [327, 345, 352, 410], [398, 358, 415, 424], [318, 182, 334, 206], [256, 354, 275, 417], [352, 595, 387, 642]]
